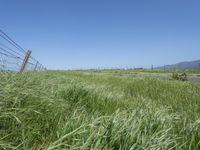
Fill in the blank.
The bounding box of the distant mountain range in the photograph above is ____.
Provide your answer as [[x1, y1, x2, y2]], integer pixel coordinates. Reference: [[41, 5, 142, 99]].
[[156, 60, 200, 70]]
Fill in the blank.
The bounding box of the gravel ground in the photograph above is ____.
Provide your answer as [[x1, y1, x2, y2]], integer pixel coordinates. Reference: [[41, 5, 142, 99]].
[[145, 74, 200, 83], [138, 75, 200, 83], [90, 72, 200, 83]]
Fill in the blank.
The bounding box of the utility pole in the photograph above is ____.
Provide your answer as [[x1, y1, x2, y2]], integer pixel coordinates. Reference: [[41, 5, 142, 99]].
[[151, 64, 154, 71], [20, 50, 32, 73]]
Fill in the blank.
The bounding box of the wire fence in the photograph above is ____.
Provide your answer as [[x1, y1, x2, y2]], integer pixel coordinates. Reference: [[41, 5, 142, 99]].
[[0, 29, 45, 72]]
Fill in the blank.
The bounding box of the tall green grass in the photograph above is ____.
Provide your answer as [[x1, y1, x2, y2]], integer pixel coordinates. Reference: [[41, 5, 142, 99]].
[[0, 71, 200, 149]]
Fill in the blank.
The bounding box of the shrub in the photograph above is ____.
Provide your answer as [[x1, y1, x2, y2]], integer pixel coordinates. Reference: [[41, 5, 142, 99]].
[[171, 73, 187, 81]]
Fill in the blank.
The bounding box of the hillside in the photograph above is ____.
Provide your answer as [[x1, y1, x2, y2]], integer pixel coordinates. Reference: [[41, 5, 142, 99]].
[[157, 59, 200, 70]]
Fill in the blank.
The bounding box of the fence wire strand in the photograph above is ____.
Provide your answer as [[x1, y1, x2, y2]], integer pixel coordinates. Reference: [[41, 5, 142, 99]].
[[0, 29, 45, 72]]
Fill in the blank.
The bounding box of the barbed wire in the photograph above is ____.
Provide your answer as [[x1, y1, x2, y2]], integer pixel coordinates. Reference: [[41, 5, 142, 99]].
[[0, 29, 46, 72]]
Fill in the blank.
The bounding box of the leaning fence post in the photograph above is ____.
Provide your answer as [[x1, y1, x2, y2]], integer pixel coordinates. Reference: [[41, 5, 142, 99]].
[[34, 61, 38, 71], [20, 50, 32, 73]]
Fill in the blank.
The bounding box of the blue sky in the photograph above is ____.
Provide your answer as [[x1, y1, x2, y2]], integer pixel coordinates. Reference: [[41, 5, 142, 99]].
[[1, 0, 200, 69]]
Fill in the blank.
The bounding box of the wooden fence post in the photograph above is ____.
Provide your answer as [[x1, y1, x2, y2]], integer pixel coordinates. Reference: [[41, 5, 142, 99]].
[[34, 61, 38, 71], [20, 50, 32, 73]]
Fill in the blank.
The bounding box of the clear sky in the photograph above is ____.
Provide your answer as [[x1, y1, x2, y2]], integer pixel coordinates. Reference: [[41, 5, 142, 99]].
[[1, 0, 200, 69]]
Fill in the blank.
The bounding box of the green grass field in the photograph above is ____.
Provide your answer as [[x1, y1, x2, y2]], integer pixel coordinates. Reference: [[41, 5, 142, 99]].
[[0, 71, 200, 149]]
